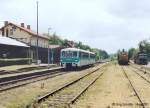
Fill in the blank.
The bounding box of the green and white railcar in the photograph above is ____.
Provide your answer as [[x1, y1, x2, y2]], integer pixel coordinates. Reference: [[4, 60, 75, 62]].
[[60, 48, 95, 68]]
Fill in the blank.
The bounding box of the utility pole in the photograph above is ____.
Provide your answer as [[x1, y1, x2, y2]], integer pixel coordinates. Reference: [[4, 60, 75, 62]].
[[36, 1, 39, 64], [29, 37, 31, 64]]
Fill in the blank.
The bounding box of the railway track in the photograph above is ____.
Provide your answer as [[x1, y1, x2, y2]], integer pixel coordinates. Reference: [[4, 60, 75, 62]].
[[0, 70, 19, 75], [121, 66, 148, 108], [0, 65, 56, 75], [0, 64, 58, 75], [129, 66, 150, 84], [29, 64, 106, 108], [0, 67, 64, 92], [0, 64, 104, 92], [130, 63, 150, 75]]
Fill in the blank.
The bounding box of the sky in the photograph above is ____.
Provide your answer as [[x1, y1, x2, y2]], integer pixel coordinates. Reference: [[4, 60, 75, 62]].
[[0, 0, 150, 53]]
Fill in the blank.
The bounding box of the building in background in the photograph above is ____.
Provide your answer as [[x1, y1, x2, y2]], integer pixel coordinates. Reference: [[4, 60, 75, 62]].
[[63, 40, 75, 48], [0, 21, 77, 65], [48, 41, 75, 64], [0, 21, 49, 63]]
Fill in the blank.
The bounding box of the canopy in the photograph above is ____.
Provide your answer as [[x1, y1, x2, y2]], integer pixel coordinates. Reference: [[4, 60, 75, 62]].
[[0, 36, 29, 47]]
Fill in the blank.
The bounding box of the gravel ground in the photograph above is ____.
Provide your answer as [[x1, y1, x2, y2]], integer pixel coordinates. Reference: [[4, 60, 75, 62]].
[[129, 65, 150, 83], [39, 65, 106, 108], [72, 64, 141, 108], [125, 66, 150, 107], [0, 64, 38, 70], [0, 64, 103, 108], [145, 62, 150, 67], [3, 63, 150, 108], [0, 66, 61, 78], [0, 64, 55, 71]]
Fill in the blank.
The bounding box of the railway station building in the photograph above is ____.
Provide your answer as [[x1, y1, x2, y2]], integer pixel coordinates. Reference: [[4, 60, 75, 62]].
[[0, 21, 49, 63], [0, 21, 76, 65]]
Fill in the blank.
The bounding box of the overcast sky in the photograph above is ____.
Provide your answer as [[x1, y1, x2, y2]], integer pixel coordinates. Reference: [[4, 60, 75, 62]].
[[0, 0, 150, 53]]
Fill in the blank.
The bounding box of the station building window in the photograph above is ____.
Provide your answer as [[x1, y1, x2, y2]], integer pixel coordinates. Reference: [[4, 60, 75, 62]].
[[10, 29, 13, 35], [6, 29, 9, 37]]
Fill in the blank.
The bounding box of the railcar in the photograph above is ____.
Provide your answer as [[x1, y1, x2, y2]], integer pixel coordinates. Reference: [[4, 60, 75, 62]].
[[118, 51, 129, 65], [60, 48, 96, 69], [134, 52, 148, 65]]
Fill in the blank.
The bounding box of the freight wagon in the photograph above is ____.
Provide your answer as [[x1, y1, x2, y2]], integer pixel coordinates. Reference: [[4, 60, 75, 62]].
[[118, 50, 129, 65]]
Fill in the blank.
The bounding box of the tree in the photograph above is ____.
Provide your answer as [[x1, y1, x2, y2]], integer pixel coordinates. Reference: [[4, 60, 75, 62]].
[[91, 48, 109, 61], [43, 32, 109, 60], [75, 41, 84, 49], [128, 48, 137, 59], [109, 53, 117, 61], [48, 33, 64, 45], [139, 39, 150, 60]]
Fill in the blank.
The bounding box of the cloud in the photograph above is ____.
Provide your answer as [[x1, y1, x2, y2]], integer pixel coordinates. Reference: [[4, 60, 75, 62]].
[[107, 0, 150, 19], [0, 0, 150, 53]]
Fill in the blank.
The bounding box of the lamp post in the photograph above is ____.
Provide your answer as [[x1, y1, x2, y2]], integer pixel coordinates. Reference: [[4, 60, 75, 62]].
[[36, 1, 39, 64], [51, 48, 54, 64], [48, 28, 51, 68]]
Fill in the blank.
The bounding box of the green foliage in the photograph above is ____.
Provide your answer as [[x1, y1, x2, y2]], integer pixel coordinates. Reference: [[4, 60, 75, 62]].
[[43, 33, 109, 60], [90, 48, 99, 60], [109, 54, 117, 61], [139, 40, 150, 52], [90, 48, 109, 61], [43, 33, 64, 45], [75, 41, 91, 51], [127, 39, 150, 61], [75, 42, 109, 60], [139, 40, 150, 60], [49, 33, 64, 45], [128, 48, 137, 59], [99, 50, 109, 59]]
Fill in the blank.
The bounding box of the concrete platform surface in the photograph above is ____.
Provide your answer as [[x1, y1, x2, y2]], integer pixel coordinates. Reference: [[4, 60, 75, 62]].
[[0, 64, 57, 71]]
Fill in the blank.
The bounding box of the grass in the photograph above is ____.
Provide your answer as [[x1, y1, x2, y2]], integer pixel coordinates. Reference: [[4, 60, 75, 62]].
[[0, 64, 105, 108], [0, 66, 98, 108]]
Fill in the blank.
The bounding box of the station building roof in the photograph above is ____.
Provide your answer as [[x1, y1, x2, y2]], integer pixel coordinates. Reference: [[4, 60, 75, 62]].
[[0, 22, 48, 40], [0, 36, 29, 47]]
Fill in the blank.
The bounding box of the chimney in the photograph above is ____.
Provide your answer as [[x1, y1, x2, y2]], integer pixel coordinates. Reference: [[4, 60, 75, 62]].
[[21, 23, 24, 28], [27, 25, 30, 30], [4, 21, 8, 26]]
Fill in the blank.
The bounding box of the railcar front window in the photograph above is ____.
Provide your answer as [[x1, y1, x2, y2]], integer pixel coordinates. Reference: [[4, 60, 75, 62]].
[[62, 51, 65, 57], [63, 51, 72, 58], [73, 52, 77, 57]]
